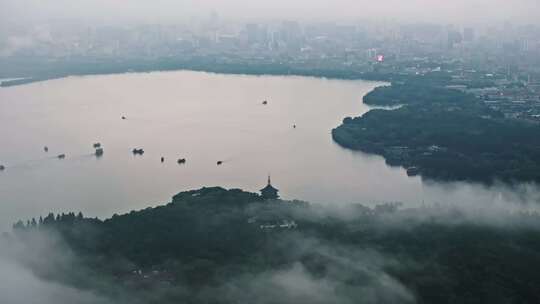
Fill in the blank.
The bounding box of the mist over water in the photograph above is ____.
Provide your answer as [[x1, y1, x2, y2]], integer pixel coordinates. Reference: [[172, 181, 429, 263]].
[[1, 71, 539, 231]]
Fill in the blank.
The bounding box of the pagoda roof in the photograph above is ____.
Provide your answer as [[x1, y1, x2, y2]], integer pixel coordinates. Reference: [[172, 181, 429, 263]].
[[261, 184, 278, 192]]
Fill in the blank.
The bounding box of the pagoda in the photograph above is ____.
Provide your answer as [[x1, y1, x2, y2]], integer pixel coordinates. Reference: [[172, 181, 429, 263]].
[[260, 175, 279, 200]]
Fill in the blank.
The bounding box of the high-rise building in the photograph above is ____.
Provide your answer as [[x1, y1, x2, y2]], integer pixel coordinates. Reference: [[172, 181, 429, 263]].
[[463, 27, 475, 42], [280, 21, 302, 49], [447, 30, 463, 49], [366, 48, 377, 60], [246, 23, 259, 45]]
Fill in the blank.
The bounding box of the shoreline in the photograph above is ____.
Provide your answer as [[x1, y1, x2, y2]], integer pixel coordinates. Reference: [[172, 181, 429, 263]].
[[0, 69, 389, 88], [0, 59, 400, 87], [5, 63, 535, 185]]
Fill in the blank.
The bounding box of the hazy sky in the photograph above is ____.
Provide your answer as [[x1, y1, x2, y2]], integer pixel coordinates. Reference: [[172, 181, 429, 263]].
[[1, 0, 539, 25]]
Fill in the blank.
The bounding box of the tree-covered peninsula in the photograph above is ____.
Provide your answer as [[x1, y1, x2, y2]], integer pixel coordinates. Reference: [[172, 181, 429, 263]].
[[332, 75, 540, 183], [5, 187, 540, 304]]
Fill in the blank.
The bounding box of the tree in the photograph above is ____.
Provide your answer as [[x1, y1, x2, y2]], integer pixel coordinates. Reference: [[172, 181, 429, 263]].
[[43, 213, 55, 225], [13, 220, 25, 230]]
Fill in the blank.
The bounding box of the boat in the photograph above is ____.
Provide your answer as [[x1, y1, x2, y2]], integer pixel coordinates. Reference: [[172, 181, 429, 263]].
[[217, 161, 223, 166], [57, 154, 66, 159], [44, 146, 48, 152], [262, 100, 268, 105], [132, 148, 144, 155], [0, 165, 5, 171], [177, 158, 186, 164], [95, 148, 104, 157], [161, 157, 165, 163], [93, 143, 101, 148]]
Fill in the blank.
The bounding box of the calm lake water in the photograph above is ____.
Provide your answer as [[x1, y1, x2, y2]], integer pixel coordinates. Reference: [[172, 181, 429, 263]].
[[1, 71, 539, 230]]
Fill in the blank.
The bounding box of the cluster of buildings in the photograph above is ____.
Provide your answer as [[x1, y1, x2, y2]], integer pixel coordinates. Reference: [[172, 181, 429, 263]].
[[470, 80, 540, 121], [2, 18, 540, 119], [443, 70, 540, 121], [2, 19, 539, 67]]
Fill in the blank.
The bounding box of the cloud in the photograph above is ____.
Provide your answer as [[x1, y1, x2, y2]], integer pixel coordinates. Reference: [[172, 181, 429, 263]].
[[198, 234, 416, 304], [2, 195, 540, 304], [0, 232, 114, 304], [0, 259, 112, 304], [0, 224, 416, 304]]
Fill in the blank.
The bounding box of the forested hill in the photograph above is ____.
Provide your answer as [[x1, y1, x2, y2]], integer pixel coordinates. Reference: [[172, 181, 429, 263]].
[[332, 77, 540, 183], [6, 187, 540, 304]]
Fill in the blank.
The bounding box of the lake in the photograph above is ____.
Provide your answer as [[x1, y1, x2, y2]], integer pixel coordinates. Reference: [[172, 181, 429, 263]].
[[1, 71, 539, 230]]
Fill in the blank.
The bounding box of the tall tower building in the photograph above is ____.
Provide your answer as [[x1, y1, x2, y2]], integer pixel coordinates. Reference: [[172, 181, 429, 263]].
[[463, 28, 475, 42], [260, 175, 279, 200]]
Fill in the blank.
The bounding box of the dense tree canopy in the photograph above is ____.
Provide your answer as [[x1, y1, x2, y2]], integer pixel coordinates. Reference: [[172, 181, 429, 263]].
[[333, 78, 540, 183], [8, 187, 540, 303]]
